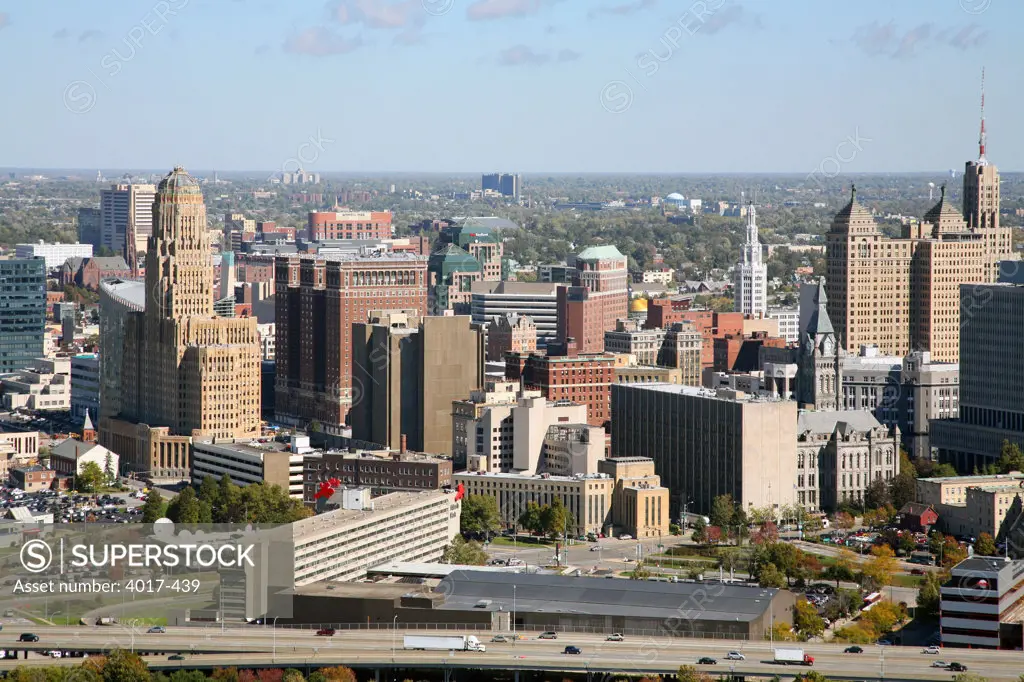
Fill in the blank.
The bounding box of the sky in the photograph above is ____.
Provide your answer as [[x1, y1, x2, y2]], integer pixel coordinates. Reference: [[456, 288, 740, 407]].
[[0, 0, 1018, 173]]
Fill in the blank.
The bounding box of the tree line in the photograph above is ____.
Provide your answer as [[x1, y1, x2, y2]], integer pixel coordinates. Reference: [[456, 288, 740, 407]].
[[140, 474, 311, 524]]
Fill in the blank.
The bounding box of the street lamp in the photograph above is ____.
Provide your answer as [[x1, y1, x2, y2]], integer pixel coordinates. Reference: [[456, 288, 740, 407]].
[[272, 617, 280, 659], [512, 585, 517, 643], [392, 615, 398, 656]]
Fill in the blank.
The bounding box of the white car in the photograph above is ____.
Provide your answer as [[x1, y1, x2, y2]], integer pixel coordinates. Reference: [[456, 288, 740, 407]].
[[589, 546, 601, 552], [922, 646, 940, 655], [619, 534, 633, 540], [725, 651, 745, 661], [931, 661, 949, 668]]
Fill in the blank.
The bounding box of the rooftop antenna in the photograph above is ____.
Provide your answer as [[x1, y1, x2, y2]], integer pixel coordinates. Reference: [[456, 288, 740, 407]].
[[978, 67, 988, 165]]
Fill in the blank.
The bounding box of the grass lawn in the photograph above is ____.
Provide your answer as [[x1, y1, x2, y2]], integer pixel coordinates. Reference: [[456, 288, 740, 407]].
[[891, 574, 926, 588], [489, 536, 555, 547]]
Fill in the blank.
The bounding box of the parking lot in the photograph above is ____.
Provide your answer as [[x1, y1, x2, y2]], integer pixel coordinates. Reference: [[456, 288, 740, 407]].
[[1, 486, 146, 524]]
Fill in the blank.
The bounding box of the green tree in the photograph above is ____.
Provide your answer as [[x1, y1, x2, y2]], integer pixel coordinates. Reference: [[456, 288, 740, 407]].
[[951, 674, 989, 682], [997, 440, 1024, 473], [692, 516, 708, 544], [975, 532, 998, 556], [517, 501, 543, 534], [765, 542, 801, 584], [758, 562, 787, 588], [441, 535, 488, 565], [198, 475, 222, 510], [141, 489, 165, 523], [77, 461, 105, 492], [794, 673, 832, 682], [169, 672, 208, 682], [167, 486, 201, 524], [710, 494, 735, 528], [217, 474, 240, 523], [540, 497, 575, 539], [889, 451, 918, 509], [103, 452, 117, 486], [460, 494, 501, 537], [669, 523, 682, 536], [864, 477, 891, 510], [917, 571, 943, 619], [283, 671, 305, 682], [101, 649, 150, 682], [833, 621, 878, 644]]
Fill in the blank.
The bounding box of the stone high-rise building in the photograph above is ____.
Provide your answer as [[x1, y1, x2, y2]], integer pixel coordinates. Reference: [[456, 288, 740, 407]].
[[99, 167, 261, 481], [797, 280, 843, 411], [733, 203, 767, 318], [826, 184, 1011, 363], [274, 251, 428, 430]]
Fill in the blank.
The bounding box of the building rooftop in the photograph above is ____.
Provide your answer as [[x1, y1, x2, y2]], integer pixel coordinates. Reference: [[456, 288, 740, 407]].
[[798, 409, 883, 436], [100, 278, 146, 310], [457, 471, 611, 482], [951, 556, 1015, 575], [435, 571, 780, 622], [576, 245, 625, 261], [920, 472, 1024, 484], [291, 490, 452, 540], [368, 562, 533, 578], [617, 382, 786, 403], [470, 280, 558, 296]]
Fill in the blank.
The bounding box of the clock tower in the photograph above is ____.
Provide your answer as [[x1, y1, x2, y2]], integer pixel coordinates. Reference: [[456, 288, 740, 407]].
[[798, 278, 843, 411]]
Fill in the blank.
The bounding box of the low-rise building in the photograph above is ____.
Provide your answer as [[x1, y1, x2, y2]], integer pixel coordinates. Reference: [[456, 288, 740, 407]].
[[290, 490, 461, 585], [485, 313, 537, 362], [597, 457, 670, 538], [767, 307, 800, 344], [70, 353, 100, 420], [15, 242, 93, 271], [604, 319, 666, 366], [455, 470, 615, 536], [614, 365, 684, 385], [191, 435, 309, 499], [658, 322, 703, 386], [1, 357, 72, 411], [9, 465, 55, 492], [0, 431, 39, 481], [940, 556, 1024, 650], [302, 447, 453, 503], [48, 438, 119, 477], [916, 472, 1024, 539]]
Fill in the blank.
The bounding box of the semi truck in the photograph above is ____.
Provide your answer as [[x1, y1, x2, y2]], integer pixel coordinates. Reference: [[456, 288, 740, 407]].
[[403, 635, 486, 653], [773, 648, 814, 666]]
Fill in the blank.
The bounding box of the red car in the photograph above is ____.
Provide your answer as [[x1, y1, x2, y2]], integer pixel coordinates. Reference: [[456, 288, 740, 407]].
[[316, 628, 336, 636]]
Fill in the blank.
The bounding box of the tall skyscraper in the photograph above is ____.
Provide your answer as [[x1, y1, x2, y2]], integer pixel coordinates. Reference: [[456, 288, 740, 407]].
[[274, 251, 428, 430], [77, 207, 102, 249], [99, 167, 261, 481], [100, 182, 155, 255], [556, 246, 629, 354], [963, 69, 1005, 278], [0, 259, 46, 373], [481, 173, 521, 199], [733, 202, 767, 317]]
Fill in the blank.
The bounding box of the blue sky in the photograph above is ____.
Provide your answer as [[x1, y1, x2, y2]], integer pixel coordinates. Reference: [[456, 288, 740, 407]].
[[0, 0, 1017, 173]]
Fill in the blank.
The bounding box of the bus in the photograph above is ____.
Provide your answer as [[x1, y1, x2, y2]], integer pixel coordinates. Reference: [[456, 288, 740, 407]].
[[862, 592, 883, 610]]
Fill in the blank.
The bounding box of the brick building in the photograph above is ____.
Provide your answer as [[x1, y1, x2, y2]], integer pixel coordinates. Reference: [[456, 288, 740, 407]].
[[486, 313, 537, 362], [644, 297, 694, 329], [61, 256, 132, 290], [506, 348, 615, 427], [713, 331, 788, 373], [307, 210, 392, 241], [302, 448, 453, 503], [274, 251, 428, 430], [556, 246, 629, 355]]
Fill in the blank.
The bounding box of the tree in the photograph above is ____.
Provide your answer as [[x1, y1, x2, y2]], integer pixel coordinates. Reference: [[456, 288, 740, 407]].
[[103, 452, 117, 486], [824, 549, 856, 589], [540, 497, 575, 539], [317, 668, 356, 682], [862, 600, 905, 633], [752, 521, 780, 546], [442, 536, 488, 565], [517, 501, 543, 535], [793, 599, 825, 638], [997, 440, 1024, 474], [77, 461, 105, 492], [217, 474, 240, 523], [141, 489, 165, 523], [101, 649, 150, 682], [758, 562, 787, 588], [676, 665, 712, 682], [862, 545, 898, 588], [951, 674, 989, 682], [199, 475, 222, 511], [283, 671, 305, 682], [975, 532, 998, 556], [669, 523, 682, 536], [833, 511, 855, 530], [917, 571, 942, 619], [212, 668, 239, 682], [710, 494, 735, 528], [460, 494, 501, 537], [692, 516, 708, 544], [942, 536, 969, 568], [167, 486, 201, 524], [170, 672, 208, 682], [705, 525, 723, 546], [768, 622, 798, 642], [765, 542, 801, 584], [889, 451, 918, 509], [864, 477, 892, 510], [794, 673, 832, 682], [834, 621, 878, 644]]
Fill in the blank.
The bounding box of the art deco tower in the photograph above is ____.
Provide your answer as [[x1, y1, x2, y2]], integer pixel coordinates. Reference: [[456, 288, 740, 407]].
[[733, 202, 767, 317]]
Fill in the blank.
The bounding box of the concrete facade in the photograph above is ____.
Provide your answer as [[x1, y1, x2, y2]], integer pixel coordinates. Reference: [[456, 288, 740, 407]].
[[917, 472, 1024, 540], [191, 436, 307, 498]]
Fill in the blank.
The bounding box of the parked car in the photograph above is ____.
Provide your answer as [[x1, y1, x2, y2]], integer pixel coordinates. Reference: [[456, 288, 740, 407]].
[[948, 663, 967, 672], [697, 657, 717, 665], [147, 626, 166, 634], [19, 634, 39, 642], [922, 646, 940, 654], [605, 633, 624, 642], [844, 646, 864, 654], [539, 631, 558, 639], [725, 651, 745, 660], [316, 628, 336, 637], [563, 646, 582, 655]]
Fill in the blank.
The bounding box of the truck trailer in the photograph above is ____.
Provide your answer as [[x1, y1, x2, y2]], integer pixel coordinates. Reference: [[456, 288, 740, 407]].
[[773, 648, 814, 666], [403, 635, 486, 653]]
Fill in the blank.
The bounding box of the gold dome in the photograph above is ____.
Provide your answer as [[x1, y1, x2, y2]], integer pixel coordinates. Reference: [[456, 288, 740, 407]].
[[630, 298, 649, 313]]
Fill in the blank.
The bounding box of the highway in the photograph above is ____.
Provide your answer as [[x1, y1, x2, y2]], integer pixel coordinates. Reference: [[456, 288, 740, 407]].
[[2, 626, 1022, 680]]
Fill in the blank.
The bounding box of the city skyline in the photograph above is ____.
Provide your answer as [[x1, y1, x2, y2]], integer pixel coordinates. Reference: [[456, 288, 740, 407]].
[[0, 0, 1017, 172]]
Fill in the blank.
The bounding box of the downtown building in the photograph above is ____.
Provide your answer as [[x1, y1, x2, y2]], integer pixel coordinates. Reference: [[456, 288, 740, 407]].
[[15, 242, 93, 271], [100, 182, 156, 255], [471, 280, 558, 351], [556, 246, 629, 355], [307, 210, 392, 241], [733, 203, 767, 318], [99, 168, 262, 482], [506, 349, 616, 428], [273, 251, 427, 430], [932, 283, 1024, 471], [940, 556, 1024, 650], [0, 259, 46, 373], [825, 126, 1012, 362]]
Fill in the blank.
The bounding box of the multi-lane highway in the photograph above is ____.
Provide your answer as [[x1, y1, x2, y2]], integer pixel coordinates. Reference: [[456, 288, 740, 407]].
[[2, 626, 1022, 680]]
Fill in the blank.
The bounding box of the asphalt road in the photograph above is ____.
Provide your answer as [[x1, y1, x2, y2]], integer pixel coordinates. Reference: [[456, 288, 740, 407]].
[[1, 627, 1021, 681]]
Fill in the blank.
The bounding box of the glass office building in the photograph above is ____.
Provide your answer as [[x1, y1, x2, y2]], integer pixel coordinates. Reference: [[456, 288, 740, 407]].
[[0, 258, 46, 372]]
